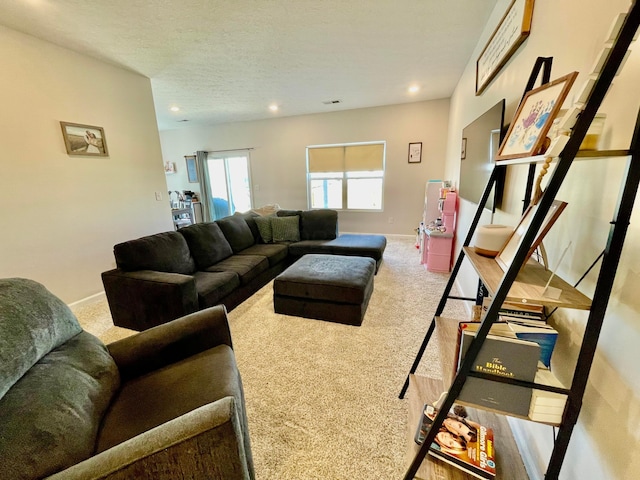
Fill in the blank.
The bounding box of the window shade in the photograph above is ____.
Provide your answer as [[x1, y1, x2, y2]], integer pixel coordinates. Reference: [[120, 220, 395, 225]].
[[345, 144, 384, 171], [308, 144, 384, 173]]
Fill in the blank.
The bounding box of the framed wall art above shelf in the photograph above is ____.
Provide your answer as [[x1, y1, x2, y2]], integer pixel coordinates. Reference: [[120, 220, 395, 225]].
[[476, 0, 535, 95]]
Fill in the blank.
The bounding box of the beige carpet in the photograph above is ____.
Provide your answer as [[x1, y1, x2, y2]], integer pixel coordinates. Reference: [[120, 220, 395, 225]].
[[73, 235, 468, 479]]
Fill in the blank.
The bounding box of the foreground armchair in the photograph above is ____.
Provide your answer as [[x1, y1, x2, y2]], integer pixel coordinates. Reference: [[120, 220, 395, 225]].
[[0, 278, 254, 480]]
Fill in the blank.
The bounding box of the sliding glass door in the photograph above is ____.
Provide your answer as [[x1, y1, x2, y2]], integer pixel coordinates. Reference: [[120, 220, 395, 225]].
[[206, 151, 252, 220]]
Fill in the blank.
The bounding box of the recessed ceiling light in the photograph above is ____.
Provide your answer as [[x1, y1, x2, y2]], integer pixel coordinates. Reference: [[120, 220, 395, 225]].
[[269, 104, 279, 112], [170, 106, 180, 112], [409, 85, 420, 94]]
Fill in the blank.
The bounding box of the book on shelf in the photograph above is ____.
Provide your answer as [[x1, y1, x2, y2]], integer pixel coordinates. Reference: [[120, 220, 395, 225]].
[[454, 321, 511, 368], [507, 322, 558, 368], [482, 298, 546, 322], [458, 319, 558, 369], [414, 400, 496, 479], [529, 368, 567, 424], [457, 330, 540, 417]]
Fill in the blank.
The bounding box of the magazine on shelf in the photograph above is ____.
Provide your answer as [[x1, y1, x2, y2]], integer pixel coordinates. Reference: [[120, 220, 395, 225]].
[[414, 400, 496, 479]]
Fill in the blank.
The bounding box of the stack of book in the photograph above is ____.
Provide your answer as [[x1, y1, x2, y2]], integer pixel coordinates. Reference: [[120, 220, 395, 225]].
[[480, 298, 558, 367], [457, 329, 540, 417], [530, 368, 567, 424], [456, 322, 567, 422]]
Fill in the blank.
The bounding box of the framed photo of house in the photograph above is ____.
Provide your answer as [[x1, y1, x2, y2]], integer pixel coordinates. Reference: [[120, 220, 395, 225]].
[[185, 155, 198, 183], [495, 200, 568, 271], [496, 72, 578, 161], [60, 122, 109, 156], [408, 142, 422, 163], [476, 0, 535, 95]]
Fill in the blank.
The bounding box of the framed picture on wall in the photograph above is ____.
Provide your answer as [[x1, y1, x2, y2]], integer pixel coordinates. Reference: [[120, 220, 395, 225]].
[[408, 142, 422, 163], [185, 155, 198, 183], [60, 121, 109, 156]]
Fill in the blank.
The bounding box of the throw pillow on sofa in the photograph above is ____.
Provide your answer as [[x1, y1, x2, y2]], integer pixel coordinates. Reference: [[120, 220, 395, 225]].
[[254, 215, 273, 243], [271, 215, 300, 242]]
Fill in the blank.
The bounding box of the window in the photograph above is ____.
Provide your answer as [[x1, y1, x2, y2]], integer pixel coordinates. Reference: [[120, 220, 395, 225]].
[[307, 142, 385, 210], [205, 151, 252, 220]]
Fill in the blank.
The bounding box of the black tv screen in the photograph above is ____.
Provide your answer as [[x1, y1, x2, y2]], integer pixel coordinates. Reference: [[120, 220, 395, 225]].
[[459, 99, 506, 211]]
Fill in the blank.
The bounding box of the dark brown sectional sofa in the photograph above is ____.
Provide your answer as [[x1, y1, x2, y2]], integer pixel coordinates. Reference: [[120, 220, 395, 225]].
[[102, 209, 386, 331]]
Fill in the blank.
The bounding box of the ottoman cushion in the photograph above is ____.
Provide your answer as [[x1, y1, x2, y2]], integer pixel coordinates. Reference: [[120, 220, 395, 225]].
[[273, 254, 375, 325], [274, 254, 374, 304]]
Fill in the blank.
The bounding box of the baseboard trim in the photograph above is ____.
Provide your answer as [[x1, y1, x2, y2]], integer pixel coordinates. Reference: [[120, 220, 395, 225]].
[[68, 291, 106, 308]]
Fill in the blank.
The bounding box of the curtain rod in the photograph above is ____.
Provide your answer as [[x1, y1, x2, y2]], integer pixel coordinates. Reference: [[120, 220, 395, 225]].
[[194, 148, 255, 154]]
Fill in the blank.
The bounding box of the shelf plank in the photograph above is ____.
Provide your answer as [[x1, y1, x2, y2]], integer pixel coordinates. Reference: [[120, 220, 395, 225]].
[[407, 374, 529, 480], [463, 247, 592, 310], [495, 149, 630, 166]]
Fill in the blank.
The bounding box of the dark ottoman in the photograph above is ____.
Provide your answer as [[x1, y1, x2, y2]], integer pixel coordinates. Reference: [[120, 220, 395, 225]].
[[273, 254, 376, 326]]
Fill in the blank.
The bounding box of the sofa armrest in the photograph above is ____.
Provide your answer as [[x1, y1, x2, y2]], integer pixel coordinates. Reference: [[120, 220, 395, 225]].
[[45, 396, 254, 480], [108, 305, 233, 381], [102, 269, 199, 330]]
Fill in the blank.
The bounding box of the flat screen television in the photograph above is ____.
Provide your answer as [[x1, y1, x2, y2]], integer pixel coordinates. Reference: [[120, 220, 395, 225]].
[[459, 99, 506, 211]]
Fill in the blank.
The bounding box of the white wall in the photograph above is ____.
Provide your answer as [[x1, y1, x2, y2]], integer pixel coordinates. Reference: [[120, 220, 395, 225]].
[[160, 99, 450, 235], [0, 26, 173, 303], [446, 1, 640, 479]]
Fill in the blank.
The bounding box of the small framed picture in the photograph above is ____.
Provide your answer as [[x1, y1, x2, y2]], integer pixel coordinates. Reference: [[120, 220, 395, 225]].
[[60, 121, 109, 156], [185, 155, 198, 183], [495, 200, 568, 271], [408, 142, 422, 163], [496, 72, 578, 161], [164, 161, 176, 175]]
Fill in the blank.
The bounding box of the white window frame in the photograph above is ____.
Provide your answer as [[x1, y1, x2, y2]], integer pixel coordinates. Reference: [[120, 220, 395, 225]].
[[206, 150, 253, 218], [306, 141, 385, 212]]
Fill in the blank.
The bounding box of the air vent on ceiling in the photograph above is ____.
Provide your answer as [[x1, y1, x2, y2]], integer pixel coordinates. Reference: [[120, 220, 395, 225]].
[[177, 119, 189, 122], [322, 99, 342, 105]]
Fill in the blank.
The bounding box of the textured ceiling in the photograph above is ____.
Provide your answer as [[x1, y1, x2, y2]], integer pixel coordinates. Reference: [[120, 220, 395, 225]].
[[0, 0, 497, 130]]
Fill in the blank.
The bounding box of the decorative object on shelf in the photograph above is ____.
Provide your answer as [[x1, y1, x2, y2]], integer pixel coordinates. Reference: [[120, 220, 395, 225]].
[[495, 200, 568, 271], [476, 0, 535, 95], [473, 224, 513, 257], [185, 155, 198, 182], [164, 161, 176, 174], [408, 142, 422, 163], [60, 121, 109, 156], [496, 72, 578, 161]]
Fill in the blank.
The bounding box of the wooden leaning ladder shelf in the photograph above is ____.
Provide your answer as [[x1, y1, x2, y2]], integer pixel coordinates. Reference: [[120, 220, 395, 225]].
[[400, 3, 640, 479]]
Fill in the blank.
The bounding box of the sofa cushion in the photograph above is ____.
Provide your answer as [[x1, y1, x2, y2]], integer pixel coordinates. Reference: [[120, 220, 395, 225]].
[[217, 215, 256, 253], [205, 255, 269, 285], [236, 243, 289, 267], [276, 209, 303, 218], [96, 344, 243, 453], [0, 278, 82, 400], [271, 215, 300, 242], [254, 215, 273, 243], [114, 231, 196, 275], [234, 211, 261, 242], [178, 222, 234, 269], [0, 331, 120, 480], [300, 209, 338, 240], [192, 271, 241, 308]]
